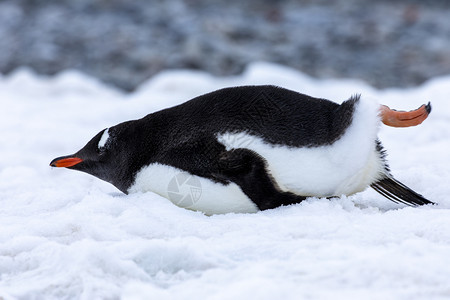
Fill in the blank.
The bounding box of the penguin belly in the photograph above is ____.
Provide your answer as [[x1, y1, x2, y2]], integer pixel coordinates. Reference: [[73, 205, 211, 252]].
[[218, 96, 385, 198], [128, 163, 259, 215]]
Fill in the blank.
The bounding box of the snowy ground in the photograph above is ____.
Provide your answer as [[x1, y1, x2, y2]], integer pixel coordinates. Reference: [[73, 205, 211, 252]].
[[1, 62, 449, 299]]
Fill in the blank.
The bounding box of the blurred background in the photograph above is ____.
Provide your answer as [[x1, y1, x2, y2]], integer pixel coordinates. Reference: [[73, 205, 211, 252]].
[[1, 0, 450, 92]]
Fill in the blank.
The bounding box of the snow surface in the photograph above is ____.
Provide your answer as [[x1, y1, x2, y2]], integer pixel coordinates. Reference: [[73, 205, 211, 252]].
[[1, 62, 449, 299]]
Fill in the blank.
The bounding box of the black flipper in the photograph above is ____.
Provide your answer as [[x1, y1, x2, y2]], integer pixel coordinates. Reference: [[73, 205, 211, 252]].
[[215, 148, 307, 210], [370, 176, 434, 206]]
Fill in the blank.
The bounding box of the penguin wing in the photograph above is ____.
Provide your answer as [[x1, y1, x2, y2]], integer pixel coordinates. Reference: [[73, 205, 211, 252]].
[[370, 176, 433, 206]]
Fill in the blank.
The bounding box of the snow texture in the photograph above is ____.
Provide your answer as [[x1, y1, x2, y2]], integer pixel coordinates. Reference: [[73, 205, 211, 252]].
[[0, 62, 449, 299]]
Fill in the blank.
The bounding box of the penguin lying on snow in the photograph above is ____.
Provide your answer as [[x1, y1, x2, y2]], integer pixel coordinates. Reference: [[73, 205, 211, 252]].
[[50, 85, 433, 214]]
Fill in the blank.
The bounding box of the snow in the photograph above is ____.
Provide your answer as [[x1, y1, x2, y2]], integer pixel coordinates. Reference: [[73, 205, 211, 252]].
[[1, 62, 449, 299]]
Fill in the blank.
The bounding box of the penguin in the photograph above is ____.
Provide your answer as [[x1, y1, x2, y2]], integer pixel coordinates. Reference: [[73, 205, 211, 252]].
[[50, 85, 433, 214]]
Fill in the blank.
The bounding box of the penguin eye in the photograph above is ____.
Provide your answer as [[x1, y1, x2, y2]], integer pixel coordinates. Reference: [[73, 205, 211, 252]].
[[98, 145, 107, 155]]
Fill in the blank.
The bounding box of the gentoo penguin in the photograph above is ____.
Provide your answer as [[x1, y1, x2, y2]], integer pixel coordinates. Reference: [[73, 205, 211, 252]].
[[50, 85, 433, 214]]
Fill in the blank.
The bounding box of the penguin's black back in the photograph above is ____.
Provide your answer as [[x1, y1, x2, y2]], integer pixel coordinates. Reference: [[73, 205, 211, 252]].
[[145, 85, 356, 148]]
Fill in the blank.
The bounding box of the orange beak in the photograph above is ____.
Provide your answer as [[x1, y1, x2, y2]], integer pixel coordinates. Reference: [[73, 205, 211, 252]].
[[380, 102, 431, 127], [50, 156, 83, 168]]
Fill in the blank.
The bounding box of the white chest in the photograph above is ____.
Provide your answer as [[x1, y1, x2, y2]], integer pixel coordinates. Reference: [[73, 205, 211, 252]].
[[128, 163, 259, 215]]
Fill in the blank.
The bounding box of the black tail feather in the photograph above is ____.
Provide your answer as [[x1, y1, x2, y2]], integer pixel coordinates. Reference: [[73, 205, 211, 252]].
[[370, 177, 434, 206]]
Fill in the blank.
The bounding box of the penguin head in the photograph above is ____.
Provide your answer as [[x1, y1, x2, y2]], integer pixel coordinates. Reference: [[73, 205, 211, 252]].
[[50, 121, 142, 193]]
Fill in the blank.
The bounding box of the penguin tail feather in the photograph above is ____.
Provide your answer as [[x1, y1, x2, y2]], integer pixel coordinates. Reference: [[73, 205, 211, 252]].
[[370, 176, 434, 206]]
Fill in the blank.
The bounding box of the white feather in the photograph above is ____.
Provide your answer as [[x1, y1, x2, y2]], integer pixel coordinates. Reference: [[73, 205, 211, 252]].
[[98, 128, 109, 149]]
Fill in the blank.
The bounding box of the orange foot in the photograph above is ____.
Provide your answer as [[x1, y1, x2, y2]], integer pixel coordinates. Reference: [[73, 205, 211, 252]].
[[380, 102, 431, 127]]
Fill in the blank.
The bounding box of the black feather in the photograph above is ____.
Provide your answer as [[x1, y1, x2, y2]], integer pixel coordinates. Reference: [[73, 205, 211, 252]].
[[370, 177, 434, 206]]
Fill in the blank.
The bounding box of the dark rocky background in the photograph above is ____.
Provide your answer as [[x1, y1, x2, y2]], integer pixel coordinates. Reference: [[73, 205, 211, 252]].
[[1, 0, 450, 91]]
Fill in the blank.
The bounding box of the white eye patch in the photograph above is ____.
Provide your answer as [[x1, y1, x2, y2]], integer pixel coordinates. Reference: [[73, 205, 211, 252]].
[[98, 128, 110, 149]]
